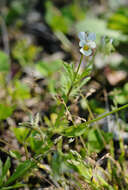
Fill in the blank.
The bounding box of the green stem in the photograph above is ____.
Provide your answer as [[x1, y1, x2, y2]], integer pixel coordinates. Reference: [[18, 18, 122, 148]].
[[85, 103, 128, 125], [24, 143, 29, 160], [75, 54, 83, 78], [67, 54, 83, 99], [84, 97, 106, 146]]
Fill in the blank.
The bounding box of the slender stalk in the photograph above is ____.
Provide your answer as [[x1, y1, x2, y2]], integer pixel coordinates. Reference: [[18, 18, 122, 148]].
[[80, 136, 86, 150], [0, 16, 10, 56], [67, 54, 83, 99], [85, 103, 128, 126], [114, 97, 125, 164], [24, 143, 29, 160], [75, 54, 83, 79]]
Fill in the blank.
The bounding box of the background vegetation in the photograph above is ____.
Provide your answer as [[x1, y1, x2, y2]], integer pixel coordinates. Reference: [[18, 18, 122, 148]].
[[0, 0, 128, 189]]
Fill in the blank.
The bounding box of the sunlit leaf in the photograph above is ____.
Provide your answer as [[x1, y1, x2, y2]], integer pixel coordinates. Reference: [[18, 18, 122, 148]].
[[0, 104, 13, 120]]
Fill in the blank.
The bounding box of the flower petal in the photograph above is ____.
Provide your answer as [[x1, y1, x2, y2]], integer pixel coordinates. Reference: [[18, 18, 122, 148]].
[[87, 33, 96, 41], [87, 41, 96, 49], [80, 48, 92, 56], [78, 32, 87, 41], [79, 40, 86, 47]]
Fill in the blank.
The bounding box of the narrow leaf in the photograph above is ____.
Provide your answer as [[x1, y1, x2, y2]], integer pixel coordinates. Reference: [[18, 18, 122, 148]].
[[2, 157, 11, 180], [5, 160, 36, 186], [1, 183, 25, 190]]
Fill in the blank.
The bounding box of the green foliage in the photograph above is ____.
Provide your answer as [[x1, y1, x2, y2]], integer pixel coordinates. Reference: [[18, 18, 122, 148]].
[[0, 158, 26, 189], [0, 157, 11, 187], [5, 160, 36, 186], [0, 104, 14, 120], [5, 1, 25, 25], [51, 151, 70, 181], [89, 99, 105, 114], [13, 114, 53, 156], [12, 39, 41, 66], [59, 61, 91, 99], [1, 183, 25, 190], [110, 83, 128, 104], [61, 2, 85, 22], [12, 81, 31, 100], [87, 129, 113, 153], [9, 150, 22, 160], [0, 80, 30, 120], [67, 150, 114, 190], [100, 36, 115, 55], [76, 18, 126, 41], [108, 7, 128, 34], [59, 62, 75, 96], [1, 1, 128, 189], [10, 28, 128, 189], [56, 123, 87, 137], [36, 59, 62, 77], [0, 51, 10, 73], [45, 0, 85, 34], [13, 127, 30, 143], [45, 1, 71, 34]]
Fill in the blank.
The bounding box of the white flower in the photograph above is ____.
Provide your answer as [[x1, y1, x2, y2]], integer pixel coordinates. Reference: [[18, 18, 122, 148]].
[[78, 32, 96, 56]]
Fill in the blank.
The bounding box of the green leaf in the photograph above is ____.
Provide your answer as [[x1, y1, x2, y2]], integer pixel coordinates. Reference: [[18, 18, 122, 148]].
[[29, 133, 43, 153], [12, 39, 41, 66], [51, 152, 61, 178], [110, 83, 128, 105], [13, 127, 30, 143], [108, 7, 128, 34], [1, 183, 25, 190], [89, 99, 105, 114], [5, 160, 36, 186], [0, 160, 3, 186], [87, 129, 104, 153], [73, 77, 91, 94], [0, 157, 11, 187], [45, 1, 71, 33], [36, 60, 62, 77], [79, 66, 92, 79], [0, 104, 14, 120], [51, 151, 69, 180], [68, 151, 93, 184], [63, 62, 75, 81], [87, 129, 113, 153], [2, 157, 11, 181], [5, 1, 25, 25], [0, 51, 10, 72], [54, 123, 88, 137], [59, 62, 75, 96], [61, 3, 85, 21], [9, 150, 21, 160], [13, 81, 30, 100]]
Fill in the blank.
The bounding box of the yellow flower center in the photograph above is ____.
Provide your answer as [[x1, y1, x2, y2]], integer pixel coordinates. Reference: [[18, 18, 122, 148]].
[[83, 45, 89, 51]]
